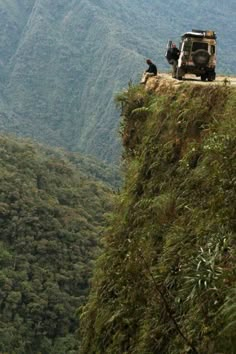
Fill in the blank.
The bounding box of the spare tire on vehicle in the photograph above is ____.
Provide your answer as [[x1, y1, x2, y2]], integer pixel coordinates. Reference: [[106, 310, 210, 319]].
[[192, 49, 210, 67]]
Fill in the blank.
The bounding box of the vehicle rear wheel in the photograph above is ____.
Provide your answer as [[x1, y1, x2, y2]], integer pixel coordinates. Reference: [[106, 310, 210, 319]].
[[208, 72, 216, 81]]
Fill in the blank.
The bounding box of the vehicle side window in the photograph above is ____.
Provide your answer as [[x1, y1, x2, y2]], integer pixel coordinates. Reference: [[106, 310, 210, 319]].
[[192, 42, 208, 51], [183, 41, 192, 51], [211, 45, 215, 54]]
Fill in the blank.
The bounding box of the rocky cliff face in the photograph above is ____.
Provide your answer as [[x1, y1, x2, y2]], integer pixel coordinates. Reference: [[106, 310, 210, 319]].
[[80, 78, 236, 354]]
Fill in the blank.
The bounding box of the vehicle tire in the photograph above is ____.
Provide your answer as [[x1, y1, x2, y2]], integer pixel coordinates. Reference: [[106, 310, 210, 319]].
[[192, 50, 210, 67], [208, 71, 216, 81], [176, 68, 184, 80], [201, 74, 207, 81]]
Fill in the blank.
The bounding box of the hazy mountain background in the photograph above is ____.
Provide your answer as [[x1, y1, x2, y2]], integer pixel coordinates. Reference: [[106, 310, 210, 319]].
[[0, 0, 235, 163]]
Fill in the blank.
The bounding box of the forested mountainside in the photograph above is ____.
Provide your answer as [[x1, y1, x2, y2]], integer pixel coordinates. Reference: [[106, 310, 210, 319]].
[[0, 135, 114, 353], [0, 0, 235, 163], [80, 80, 236, 354]]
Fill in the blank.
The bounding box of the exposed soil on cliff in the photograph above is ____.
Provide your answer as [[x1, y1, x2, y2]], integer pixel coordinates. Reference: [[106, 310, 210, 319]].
[[160, 73, 236, 86], [144, 73, 236, 93]]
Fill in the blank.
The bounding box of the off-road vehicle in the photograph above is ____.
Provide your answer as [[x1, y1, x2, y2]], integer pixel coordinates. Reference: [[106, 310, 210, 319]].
[[167, 30, 217, 81]]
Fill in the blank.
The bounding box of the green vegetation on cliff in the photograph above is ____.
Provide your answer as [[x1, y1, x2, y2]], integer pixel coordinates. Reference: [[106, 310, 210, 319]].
[[0, 135, 114, 353], [80, 81, 236, 354]]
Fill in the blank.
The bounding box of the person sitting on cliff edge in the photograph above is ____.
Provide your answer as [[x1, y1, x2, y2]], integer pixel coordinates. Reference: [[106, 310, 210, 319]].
[[140, 59, 157, 84]]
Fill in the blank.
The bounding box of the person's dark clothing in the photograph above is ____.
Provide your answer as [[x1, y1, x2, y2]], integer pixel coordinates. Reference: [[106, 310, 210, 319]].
[[146, 63, 157, 75], [167, 47, 180, 61]]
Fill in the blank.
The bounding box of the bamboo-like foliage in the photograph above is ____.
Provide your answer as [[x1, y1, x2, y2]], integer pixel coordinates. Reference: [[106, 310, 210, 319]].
[[80, 83, 236, 354]]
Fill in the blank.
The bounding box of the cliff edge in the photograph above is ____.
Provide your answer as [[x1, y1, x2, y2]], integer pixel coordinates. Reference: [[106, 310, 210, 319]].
[[80, 79, 236, 354]]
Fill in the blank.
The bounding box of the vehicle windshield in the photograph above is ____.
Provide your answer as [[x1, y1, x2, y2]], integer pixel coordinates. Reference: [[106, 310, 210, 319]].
[[192, 42, 208, 51]]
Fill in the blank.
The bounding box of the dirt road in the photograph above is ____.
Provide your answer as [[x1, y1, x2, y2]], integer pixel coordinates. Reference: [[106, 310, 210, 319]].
[[159, 73, 236, 86]]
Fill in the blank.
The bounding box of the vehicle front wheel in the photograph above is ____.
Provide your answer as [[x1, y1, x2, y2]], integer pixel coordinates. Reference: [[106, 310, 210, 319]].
[[176, 68, 184, 80]]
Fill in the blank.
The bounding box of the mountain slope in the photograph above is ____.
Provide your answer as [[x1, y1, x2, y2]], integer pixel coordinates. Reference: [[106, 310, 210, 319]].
[[0, 0, 235, 162], [0, 134, 114, 353], [80, 81, 236, 354], [0, 0, 35, 86]]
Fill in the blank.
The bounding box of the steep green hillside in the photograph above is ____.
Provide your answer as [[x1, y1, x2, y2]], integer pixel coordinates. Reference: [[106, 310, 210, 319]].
[[0, 0, 235, 162], [0, 135, 114, 353], [80, 81, 236, 354]]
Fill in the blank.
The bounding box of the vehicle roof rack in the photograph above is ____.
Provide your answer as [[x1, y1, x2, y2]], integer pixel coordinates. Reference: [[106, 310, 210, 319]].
[[192, 29, 216, 39], [182, 30, 216, 40]]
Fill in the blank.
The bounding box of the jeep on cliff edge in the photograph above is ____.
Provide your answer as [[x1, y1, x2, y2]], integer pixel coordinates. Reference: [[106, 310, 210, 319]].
[[167, 30, 217, 81]]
